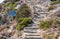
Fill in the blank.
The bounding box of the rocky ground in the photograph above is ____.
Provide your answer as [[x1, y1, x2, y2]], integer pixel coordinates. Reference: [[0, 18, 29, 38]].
[[0, 0, 60, 39]]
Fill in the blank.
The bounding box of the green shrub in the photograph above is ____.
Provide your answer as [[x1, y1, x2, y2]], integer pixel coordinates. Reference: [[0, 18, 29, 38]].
[[3, 2, 10, 7], [17, 18, 32, 23], [20, 18, 33, 25], [16, 4, 31, 19], [8, 3, 17, 10], [39, 20, 53, 30], [16, 18, 33, 30], [3, 2, 17, 11], [39, 21, 48, 30], [16, 4, 32, 30], [39, 19, 58, 30], [57, 0, 60, 2], [16, 24, 25, 30]]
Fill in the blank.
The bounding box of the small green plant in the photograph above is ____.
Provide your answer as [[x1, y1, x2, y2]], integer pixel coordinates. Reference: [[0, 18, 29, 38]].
[[39, 19, 58, 30], [3, 2, 10, 7], [39, 20, 53, 30], [8, 3, 17, 10], [16, 24, 25, 30], [16, 18, 33, 30]]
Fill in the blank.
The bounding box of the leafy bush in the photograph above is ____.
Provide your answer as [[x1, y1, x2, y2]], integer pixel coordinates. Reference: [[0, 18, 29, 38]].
[[39, 19, 58, 30], [20, 18, 33, 25], [16, 24, 25, 30], [4, 2, 10, 7], [16, 18, 33, 30], [16, 4, 32, 30], [16, 4, 31, 19], [8, 3, 17, 10], [39, 20, 53, 30], [3, 2, 17, 11]]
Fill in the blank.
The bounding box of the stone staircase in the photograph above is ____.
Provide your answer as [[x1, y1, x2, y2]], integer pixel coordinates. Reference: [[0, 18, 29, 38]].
[[22, 23, 42, 39], [33, 12, 50, 24], [22, 1, 50, 39], [22, 10, 50, 39]]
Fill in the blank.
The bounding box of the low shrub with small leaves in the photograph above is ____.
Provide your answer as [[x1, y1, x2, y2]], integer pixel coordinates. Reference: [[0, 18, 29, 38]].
[[16, 18, 33, 30]]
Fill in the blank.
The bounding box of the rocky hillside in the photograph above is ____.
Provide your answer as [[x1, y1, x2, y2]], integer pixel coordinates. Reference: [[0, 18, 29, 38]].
[[0, 0, 60, 39]]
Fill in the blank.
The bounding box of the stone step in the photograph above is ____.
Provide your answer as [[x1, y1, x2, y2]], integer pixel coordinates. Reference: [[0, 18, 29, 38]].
[[22, 32, 42, 39], [24, 35, 42, 39], [23, 33, 42, 39], [24, 29, 37, 33], [24, 37, 41, 39], [24, 31, 36, 33], [24, 26, 38, 29], [24, 33, 40, 36], [24, 28, 38, 33], [24, 28, 38, 30], [26, 35, 40, 36]]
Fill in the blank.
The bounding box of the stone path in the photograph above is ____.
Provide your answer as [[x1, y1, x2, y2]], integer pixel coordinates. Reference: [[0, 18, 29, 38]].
[[21, 0, 51, 39], [22, 23, 42, 39], [22, 4, 50, 39]]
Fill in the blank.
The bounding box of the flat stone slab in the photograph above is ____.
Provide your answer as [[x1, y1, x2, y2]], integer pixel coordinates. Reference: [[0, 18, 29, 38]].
[[24, 36, 42, 39]]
